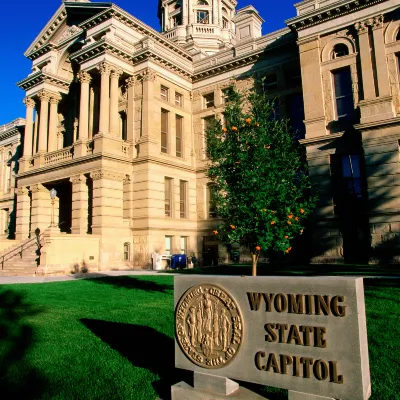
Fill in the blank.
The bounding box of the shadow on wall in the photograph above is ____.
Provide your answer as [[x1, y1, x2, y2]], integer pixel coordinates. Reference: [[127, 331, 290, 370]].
[[80, 319, 191, 400], [0, 288, 45, 399]]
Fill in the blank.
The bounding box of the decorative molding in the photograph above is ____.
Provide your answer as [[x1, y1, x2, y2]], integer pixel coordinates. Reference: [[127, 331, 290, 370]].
[[97, 62, 112, 76], [30, 183, 48, 194], [17, 71, 71, 92], [90, 169, 125, 182], [37, 90, 52, 102], [140, 68, 157, 82], [69, 174, 86, 185], [78, 70, 92, 84], [50, 96, 61, 105], [56, 25, 83, 45], [370, 15, 384, 30], [125, 76, 137, 87], [17, 187, 29, 196], [123, 175, 131, 184], [111, 68, 123, 79], [355, 21, 368, 34]]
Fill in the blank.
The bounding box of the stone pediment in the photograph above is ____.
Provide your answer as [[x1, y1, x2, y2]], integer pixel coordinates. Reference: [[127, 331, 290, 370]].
[[24, 2, 111, 59]]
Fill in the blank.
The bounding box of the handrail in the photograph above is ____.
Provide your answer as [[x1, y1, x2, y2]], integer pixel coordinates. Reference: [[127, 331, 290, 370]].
[[1, 222, 65, 270]]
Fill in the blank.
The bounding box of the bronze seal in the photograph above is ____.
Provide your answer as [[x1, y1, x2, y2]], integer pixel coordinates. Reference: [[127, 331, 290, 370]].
[[175, 284, 243, 369]]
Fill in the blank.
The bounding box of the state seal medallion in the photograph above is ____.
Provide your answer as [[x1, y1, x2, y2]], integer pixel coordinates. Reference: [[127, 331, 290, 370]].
[[175, 284, 243, 369]]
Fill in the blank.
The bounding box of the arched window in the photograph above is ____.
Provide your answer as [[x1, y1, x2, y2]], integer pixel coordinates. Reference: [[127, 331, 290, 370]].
[[197, 0, 208, 5], [331, 44, 349, 59], [197, 10, 209, 23], [222, 7, 228, 15]]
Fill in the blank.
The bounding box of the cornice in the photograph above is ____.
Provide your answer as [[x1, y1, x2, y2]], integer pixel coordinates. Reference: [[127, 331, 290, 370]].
[[70, 38, 193, 81], [17, 71, 71, 92], [299, 132, 345, 145], [286, 0, 387, 31], [354, 116, 400, 130], [0, 118, 25, 143], [78, 5, 192, 61]]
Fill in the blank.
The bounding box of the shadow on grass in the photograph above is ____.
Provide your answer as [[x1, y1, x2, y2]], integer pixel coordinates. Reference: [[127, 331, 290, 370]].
[[82, 275, 174, 293], [80, 318, 190, 400], [0, 289, 45, 399]]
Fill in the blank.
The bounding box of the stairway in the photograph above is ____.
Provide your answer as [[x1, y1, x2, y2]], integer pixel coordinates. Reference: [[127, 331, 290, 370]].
[[0, 236, 41, 277]]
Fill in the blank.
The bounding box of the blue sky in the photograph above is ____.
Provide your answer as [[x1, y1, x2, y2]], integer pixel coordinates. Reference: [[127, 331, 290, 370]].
[[0, 0, 298, 125]]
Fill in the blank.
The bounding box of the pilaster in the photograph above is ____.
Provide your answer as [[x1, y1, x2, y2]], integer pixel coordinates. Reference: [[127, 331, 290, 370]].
[[110, 68, 123, 136], [126, 76, 136, 145], [15, 187, 31, 240], [97, 62, 111, 135], [76, 70, 92, 157], [48, 95, 61, 153], [70, 174, 89, 234], [37, 90, 51, 153], [298, 38, 327, 138]]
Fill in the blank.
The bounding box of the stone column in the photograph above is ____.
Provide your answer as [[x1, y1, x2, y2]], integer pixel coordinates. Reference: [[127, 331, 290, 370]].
[[97, 62, 111, 135], [126, 76, 136, 144], [371, 15, 391, 97], [355, 21, 376, 100], [212, 0, 218, 24], [78, 70, 92, 140], [70, 174, 89, 234], [37, 90, 51, 152], [30, 183, 52, 234], [15, 187, 31, 240], [23, 97, 35, 157], [110, 68, 122, 136], [164, 5, 169, 30], [48, 96, 60, 153], [298, 37, 326, 138], [33, 108, 39, 154], [88, 86, 95, 139]]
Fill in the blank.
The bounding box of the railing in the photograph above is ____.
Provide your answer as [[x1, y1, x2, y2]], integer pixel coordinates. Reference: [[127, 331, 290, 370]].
[[44, 146, 74, 165], [195, 26, 215, 34], [0, 222, 65, 270], [0, 118, 25, 132]]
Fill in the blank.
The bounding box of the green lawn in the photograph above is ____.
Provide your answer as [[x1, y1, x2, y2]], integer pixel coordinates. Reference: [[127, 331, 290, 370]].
[[0, 274, 399, 400]]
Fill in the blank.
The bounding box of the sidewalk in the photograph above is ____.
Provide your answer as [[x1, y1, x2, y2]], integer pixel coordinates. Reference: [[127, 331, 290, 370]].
[[0, 269, 175, 285]]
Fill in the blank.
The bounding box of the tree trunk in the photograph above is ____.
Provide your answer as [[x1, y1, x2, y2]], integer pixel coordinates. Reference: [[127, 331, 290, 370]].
[[252, 253, 258, 276]]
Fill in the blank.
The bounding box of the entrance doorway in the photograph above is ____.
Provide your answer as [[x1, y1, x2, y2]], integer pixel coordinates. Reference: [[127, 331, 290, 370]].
[[49, 180, 72, 233]]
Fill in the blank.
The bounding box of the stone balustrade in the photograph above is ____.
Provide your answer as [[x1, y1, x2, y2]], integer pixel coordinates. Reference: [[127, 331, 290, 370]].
[[44, 147, 73, 165]]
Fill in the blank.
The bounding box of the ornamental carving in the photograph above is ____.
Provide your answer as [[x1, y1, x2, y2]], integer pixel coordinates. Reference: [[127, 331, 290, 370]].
[[17, 187, 29, 196], [175, 284, 243, 369], [69, 175, 86, 185], [30, 184, 48, 194], [123, 175, 131, 184], [50, 96, 61, 105], [125, 76, 137, 88], [111, 68, 123, 79], [90, 169, 125, 182], [37, 90, 52, 102], [78, 71, 92, 84], [140, 68, 157, 82], [97, 62, 112, 76], [23, 97, 35, 108], [354, 21, 368, 34], [56, 25, 82, 44], [371, 15, 384, 29]]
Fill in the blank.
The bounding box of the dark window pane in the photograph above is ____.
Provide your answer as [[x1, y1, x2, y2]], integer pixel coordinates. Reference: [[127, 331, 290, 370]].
[[333, 68, 354, 118]]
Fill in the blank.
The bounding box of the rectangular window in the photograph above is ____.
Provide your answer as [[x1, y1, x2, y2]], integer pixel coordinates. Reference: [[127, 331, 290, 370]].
[[175, 92, 183, 107], [165, 236, 172, 256], [176, 115, 183, 157], [222, 17, 228, 29], [333, 67, 354, 119], [204, 93, 215, 108], [180, 180, 187, 218], [161, 109, 168, 153], [161, 85, 169, 101], [263, 74, 278, 92], [222, 87, 234, 104], [197, 10, 209, 24], [341, 155, 362, 198], [180, 236, 187, 254], [203, 116, 215, 156], [208, 184, 217, 218], [165, 177, 172, 217]]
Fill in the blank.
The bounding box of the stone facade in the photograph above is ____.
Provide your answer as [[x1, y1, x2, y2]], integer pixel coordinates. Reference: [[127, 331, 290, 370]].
[[3, 0, 400, 272]]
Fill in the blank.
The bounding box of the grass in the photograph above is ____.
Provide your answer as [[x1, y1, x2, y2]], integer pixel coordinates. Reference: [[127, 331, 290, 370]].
[[0, 273, 399, 400]]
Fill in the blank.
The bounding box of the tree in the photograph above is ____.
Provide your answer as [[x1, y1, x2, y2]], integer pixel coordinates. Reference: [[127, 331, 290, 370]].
[[205, 81, 316, 276]]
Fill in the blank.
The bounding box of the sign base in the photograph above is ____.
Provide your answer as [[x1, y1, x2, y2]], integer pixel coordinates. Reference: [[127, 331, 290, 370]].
[[289, 391, 335, 400], [171, 372, 267, 399]]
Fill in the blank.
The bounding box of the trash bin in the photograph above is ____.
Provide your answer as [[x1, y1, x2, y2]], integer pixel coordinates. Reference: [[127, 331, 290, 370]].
[[171, 254, 187, 269]]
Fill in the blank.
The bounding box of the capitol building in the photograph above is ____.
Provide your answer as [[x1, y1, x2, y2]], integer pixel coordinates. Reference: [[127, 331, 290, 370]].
[[0, 0, 400, 274]]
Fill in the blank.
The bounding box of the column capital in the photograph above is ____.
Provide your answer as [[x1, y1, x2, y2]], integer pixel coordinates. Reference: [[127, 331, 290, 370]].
[[30, 183, 48, 194], [37, 90, 52, 102], [111, 68, 123, 79], [50, 95, 61, 105], [23, 97, 35, 108], [17, 187, 29, 196], [370, 15, 384, 30], [354, 21, 368, 34], [69, 174, 86, 185], [140, 68, 157, 82], [90, 169, 125, 182], [78, 70, 92, 84], [125, 76, 137, 88], [97, 62, 112, 75]]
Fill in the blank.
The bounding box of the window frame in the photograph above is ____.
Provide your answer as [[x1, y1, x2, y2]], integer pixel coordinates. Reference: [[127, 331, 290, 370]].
[[161, 109, 169, 153], [160, 85, 169, 102], [203, 92, 215, 108], [179, 180, 188, 218], [180, 236, 188, 254], [165, 236, 172, 256], [176, 114, 183, 158], [165, 177, 173, 217], [196, 10, 209, 24], [175, 92, 183, 107], [207, 183, 217, 219], [332, 67, 354, 120]]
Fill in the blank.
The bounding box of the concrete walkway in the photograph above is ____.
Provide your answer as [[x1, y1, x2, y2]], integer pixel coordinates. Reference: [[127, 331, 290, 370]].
[[0, 269, 175, 285]]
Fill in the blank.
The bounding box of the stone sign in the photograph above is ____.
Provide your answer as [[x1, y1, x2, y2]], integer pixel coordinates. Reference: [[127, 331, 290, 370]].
[[174, 276, 371, 400]]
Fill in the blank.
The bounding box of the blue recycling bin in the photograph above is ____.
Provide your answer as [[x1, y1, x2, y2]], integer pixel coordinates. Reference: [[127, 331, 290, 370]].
[[170, 254, 187, 269]]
